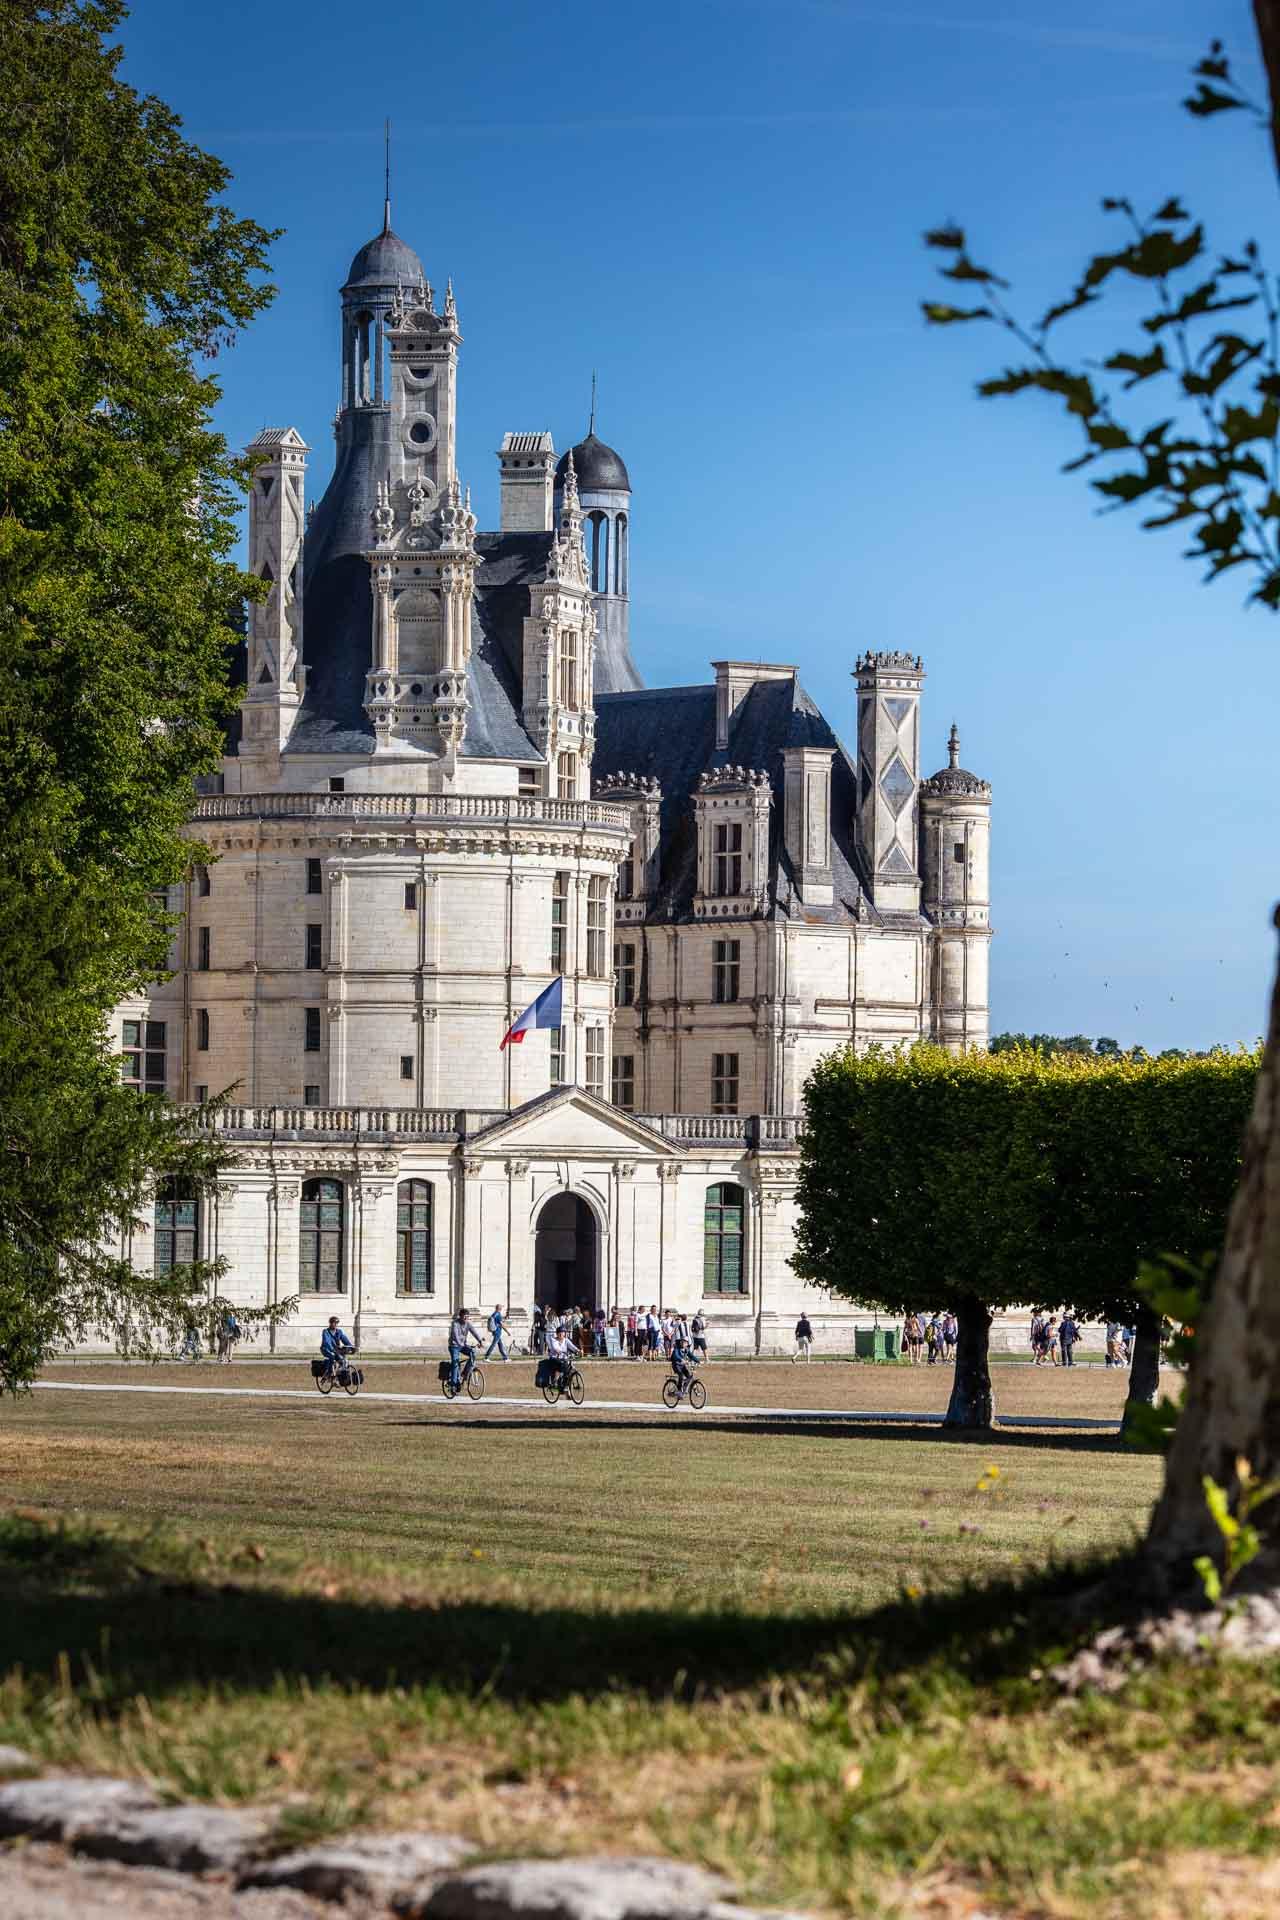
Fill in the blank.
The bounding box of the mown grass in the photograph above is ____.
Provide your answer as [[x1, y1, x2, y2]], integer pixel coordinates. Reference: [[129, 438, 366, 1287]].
[[0, 1381, 1275, 1918]]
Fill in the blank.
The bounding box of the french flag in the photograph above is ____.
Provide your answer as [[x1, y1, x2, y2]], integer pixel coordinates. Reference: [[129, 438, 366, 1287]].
[[500, 976, 564, 1050]]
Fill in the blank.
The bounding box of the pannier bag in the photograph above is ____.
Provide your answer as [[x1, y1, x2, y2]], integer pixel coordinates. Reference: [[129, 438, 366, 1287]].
[[310, 1358, 326, 1378], [534, 1357, 552, 1388], [338, 1366, 364, 1387], [438, 1359, 452, 1382]]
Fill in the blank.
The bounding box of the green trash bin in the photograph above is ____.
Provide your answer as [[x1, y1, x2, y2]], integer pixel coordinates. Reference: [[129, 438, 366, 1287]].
[[855, 1328, 899, 1362]]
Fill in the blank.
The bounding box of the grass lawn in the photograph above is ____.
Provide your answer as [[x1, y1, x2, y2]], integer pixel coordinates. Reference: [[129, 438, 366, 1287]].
[[0, 1368, 1275, 1919]]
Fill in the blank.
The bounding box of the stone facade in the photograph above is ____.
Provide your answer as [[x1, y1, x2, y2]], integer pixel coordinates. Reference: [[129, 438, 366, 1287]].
[[108, 202, 994, 1351]]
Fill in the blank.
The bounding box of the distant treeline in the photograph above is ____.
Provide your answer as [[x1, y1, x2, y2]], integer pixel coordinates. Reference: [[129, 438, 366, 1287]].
[[988, 1033, 1237, 1062]]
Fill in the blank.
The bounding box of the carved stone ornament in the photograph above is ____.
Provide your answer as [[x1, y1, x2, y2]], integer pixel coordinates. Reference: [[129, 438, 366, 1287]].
[[463, 1157, 484, 1177], [659, 1163, 681, 1183], [505, 1158, 530, 1177]]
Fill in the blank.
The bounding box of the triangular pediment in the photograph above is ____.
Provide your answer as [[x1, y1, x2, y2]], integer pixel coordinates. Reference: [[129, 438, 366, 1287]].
[[467, 1086, 682, 1157]]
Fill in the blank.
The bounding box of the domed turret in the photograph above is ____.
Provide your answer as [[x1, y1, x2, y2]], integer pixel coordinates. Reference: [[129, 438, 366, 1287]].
[[344, 224, 426, 292], [555, 432, 630, 493], [920, 724, 992, 1052], [554, 409, 639, 694]]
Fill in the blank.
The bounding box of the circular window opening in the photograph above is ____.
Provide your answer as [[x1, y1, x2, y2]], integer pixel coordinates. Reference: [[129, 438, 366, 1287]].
[[410, 682, 424, 697], [409, 366, 432, 380], [409, 421, 432, 444]]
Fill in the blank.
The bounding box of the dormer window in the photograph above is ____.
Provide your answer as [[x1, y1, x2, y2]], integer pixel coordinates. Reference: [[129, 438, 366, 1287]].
[[559, 628, 580, 711], [713, 822, 743, 896]]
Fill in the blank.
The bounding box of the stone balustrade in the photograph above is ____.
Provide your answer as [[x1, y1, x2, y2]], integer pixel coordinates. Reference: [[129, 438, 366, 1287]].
[[188, 1104, 799, 1149], [192, 792, 634, 830]]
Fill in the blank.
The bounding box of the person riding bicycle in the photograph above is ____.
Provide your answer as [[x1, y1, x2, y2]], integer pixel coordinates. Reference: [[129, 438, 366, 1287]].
[[320, 1316, 353, 1381], [670, 1323, 695, 1396], [448, 1307, 481, 1393], [546, 1322, 579, 1393]]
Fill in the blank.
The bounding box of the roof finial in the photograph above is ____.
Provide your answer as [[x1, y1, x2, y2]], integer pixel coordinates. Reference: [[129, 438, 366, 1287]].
[[383, 118, 392, 233], [948, 721, 960, 769], [589, 369, 597, 437]]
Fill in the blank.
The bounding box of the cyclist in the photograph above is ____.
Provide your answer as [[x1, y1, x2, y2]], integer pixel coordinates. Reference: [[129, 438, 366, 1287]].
[[448, 1307, 481, 1393], [320, 1315, 354, 1383], [546, 1320, 579, 1394], [669, 1321, 696, 1398]]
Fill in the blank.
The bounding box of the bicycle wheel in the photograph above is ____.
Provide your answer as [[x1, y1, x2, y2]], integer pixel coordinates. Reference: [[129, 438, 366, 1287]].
[[441, 1376, 457, 1400], [467, 1365, 485, 1401], [689, 1379, 706, 1410], [343, 1370, 361, 1397], [542, 1380, 560, 1405], [661, 1377, 680, 1410], [568, 1369, 585, 1407], [317, 1371, 334, 1396]]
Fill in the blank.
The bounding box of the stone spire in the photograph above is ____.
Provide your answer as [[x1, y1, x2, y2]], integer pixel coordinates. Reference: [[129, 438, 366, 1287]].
[[948, 722, 960, 769]]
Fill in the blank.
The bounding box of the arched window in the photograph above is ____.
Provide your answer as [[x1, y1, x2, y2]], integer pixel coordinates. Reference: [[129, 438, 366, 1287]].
[[703, 1183, 746, 1295], [616, 513, 628, 595], [397, 1180, 433, 1295], [299, 1178, 345, 1293], [155, 1180, 199, 1276]]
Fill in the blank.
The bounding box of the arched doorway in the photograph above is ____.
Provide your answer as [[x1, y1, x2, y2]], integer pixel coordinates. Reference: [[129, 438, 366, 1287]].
[[534, 1193, 599, 1314]]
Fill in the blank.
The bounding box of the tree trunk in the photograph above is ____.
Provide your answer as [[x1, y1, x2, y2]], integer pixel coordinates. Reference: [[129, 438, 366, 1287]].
[[1121, 1301, 1162, 1442], [943, 1293, 994, 1428], [1144, 913, 1280, 1590]]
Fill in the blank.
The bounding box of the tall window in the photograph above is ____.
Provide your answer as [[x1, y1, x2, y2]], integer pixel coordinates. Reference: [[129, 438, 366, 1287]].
[[550, 1026, 566, 1086], [585, 1026, 605, 1097], [587, 876, 608, 976], [519, 767, 540, 799], [712, 1052, 740, 1115], [305, 923, 322, 969], [612, 1053, 635, 1111], [558, 628, 580, 710], [195, 864, 211, 897], [122, 1019, 166, 1094], [614, 940, 637, 1007], [304, 1084, 320, 1106], [404, 882, 418, 909], [197, 926, 210, 970], [305, 1007, 321, 1052], [617, 851, 635, 900], [551, 872, 569, 972], [713, 822, 743, 896], [400, 1054, 414, 1081], [712, 938, 741, 1004], [196, 1008, 210, 1052], [307, 858, 323, 895], [154, 1180, 198, 1275], [704, 1184, 746, 1294], [299, 1179, 344, 1292], [397, 1179, 433, 1295], [557, 752, 576, 799]]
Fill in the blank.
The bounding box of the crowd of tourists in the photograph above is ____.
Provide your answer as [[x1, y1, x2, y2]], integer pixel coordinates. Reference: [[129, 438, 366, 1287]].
[[900, 1312, 959, 1364], [526, 1304, 711, 1363]]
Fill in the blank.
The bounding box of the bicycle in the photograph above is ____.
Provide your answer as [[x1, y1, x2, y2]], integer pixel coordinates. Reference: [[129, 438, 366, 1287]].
[[440, 1350, 485, 1401], [662, 1364, 706, 1411], [313, 1354, 363, 1397], [541, 1362, 585, 1407]]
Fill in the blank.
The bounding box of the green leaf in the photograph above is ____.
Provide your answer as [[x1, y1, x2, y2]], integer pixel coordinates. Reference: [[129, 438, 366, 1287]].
[[1153, 198, 1190, 223], [1103, 345, 1167, 387], [924, 224, 965, 250], [1203, 1475, 1236, 1538], [940, 255, 1010, 288], [1221, 399, 1280, 444], [1086, 423, 1133, 451], [1184, 84, 1247, 118], [921, 301, 993, 326], [1194, 1554, 1223, 1604]]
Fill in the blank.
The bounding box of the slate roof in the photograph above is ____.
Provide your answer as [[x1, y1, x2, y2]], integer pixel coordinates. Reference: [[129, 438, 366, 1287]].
[[556, 433, 630, 493], [344, 226, 426, 290], [594, 674, 881, 926], [285, 526, 546, 759]]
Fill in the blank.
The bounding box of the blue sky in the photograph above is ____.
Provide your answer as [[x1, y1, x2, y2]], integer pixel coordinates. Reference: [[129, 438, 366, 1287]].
[[121, 0, 1278, 1051]]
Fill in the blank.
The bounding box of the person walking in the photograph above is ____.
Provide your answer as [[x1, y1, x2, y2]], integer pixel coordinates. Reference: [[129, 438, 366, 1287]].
[[925, 1315, 942, 1365], [691, 1310, 708, 1364], [485, 1304, 511, 1361], [942, 1311, 957, 1362], [1043, 1315, 1060, 1366], [1059, 1312, 1079, 1368], [216, 1309, 241, 1364], [180, 1320, 202, 1363], [903, 1312, 922, 1365], [793, 1313, 813, 1363]]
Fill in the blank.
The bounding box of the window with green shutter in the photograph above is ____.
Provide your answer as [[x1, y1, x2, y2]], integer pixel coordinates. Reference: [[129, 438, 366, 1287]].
[[703, 1183, 746, 1294], [299, 1178, 345, 1292], [397, 1179, 433, 1294]]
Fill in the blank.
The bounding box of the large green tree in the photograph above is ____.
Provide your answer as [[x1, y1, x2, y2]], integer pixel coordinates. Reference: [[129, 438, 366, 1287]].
[[0, 0, 286, 1387], [794, 1044, 1258, 1430], [922, 6, 1280, 1590]]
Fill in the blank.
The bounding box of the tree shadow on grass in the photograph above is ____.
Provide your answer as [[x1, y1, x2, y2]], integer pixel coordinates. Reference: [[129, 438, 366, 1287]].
[[385, 1415, 1130, 1453], [0, 1510, 1140, 1717]]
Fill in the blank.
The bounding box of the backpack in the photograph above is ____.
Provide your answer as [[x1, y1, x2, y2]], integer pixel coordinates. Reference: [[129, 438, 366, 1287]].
[[488, 1311, 500, 1333]]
